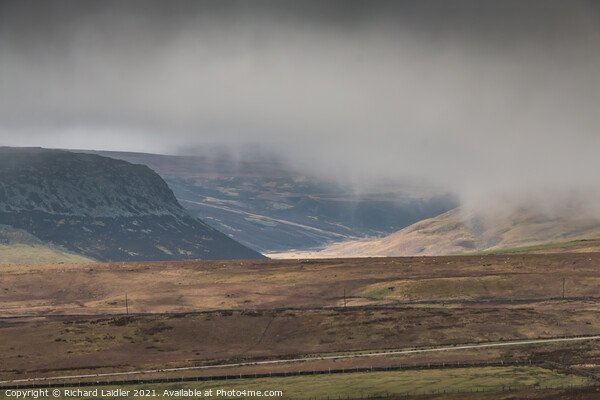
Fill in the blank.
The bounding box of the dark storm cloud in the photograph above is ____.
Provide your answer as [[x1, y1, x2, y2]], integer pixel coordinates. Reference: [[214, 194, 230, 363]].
[[1, 0, 600, 209]]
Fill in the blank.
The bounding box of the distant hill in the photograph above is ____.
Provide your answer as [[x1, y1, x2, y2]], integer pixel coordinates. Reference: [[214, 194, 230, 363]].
[[77, 148, 458, 253], [0, 147, 264, 261], [288, 206, 600, 258]]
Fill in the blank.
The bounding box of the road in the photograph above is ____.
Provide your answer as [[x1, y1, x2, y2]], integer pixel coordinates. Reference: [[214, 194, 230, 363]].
[[2, 335, 599, 385], [180, 198, 359, 240]]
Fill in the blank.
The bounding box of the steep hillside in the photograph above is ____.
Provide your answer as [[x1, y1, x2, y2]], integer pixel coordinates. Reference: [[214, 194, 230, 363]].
[[291, 206, 600, 258], [78, 149, 458, 253], [0, 147, 264, 261]]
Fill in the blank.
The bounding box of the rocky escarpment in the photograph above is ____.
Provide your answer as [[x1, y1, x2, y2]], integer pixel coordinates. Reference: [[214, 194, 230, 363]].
[[0, 147, 265, 261]]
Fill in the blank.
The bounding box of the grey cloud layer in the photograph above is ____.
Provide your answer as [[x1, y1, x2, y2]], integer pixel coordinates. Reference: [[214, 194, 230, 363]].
[[1, 0, 600, 206]]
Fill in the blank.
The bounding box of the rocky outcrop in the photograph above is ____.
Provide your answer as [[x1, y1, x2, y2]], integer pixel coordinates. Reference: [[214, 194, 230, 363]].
[[0, 147, 265, 261]]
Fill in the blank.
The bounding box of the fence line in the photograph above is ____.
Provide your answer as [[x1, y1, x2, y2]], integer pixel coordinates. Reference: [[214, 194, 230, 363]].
[[0, 360, 559, 390], [543, 361, 600, 381]]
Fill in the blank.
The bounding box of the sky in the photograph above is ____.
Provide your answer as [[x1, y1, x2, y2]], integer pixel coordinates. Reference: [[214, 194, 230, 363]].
[[1, 0, 600, 209]]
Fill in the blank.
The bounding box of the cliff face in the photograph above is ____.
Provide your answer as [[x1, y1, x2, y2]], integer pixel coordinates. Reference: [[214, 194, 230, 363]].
[[0, 147, 265, 261]]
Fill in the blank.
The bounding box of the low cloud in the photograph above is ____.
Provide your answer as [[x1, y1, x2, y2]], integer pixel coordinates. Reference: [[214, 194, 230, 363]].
[[1, 1, 600, 210]]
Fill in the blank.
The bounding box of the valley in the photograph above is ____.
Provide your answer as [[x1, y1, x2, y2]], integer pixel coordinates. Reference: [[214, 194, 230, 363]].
[[81, 149, 458, 253], [3, 1, 598, 398]]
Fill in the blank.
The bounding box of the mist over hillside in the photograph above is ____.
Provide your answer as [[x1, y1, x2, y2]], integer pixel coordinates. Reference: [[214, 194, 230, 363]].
[[2, 1, 600, 218], [298, 206, 600, 258], [78, 148, 458, 253], [2, 1, 600, 256]]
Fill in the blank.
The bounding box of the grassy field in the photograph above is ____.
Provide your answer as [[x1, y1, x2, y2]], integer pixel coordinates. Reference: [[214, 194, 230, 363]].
[[357, 274, 600, 301], [0, 226, 93, 265], [0, 243, 92, 265], [2, 253, 600, 316], [3, 303, 600, 381], [2, 254, 600, 397], [1, 367, 594, 400]]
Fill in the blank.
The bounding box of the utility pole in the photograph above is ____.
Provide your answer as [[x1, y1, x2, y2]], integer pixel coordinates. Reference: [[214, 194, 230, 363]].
[[562, 278, 565, 299], [126, 293, 129, 315], [344, 287, 346, 308]]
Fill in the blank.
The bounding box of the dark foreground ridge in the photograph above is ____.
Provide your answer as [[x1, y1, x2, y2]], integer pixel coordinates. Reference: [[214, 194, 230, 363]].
[[0, 147, 265, 261]]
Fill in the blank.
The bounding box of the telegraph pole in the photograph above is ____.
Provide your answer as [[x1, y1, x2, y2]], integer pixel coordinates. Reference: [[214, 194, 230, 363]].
[[562, 278, 565, 299], [126, 293, 129, 315], [344, 287, 346, 308]]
